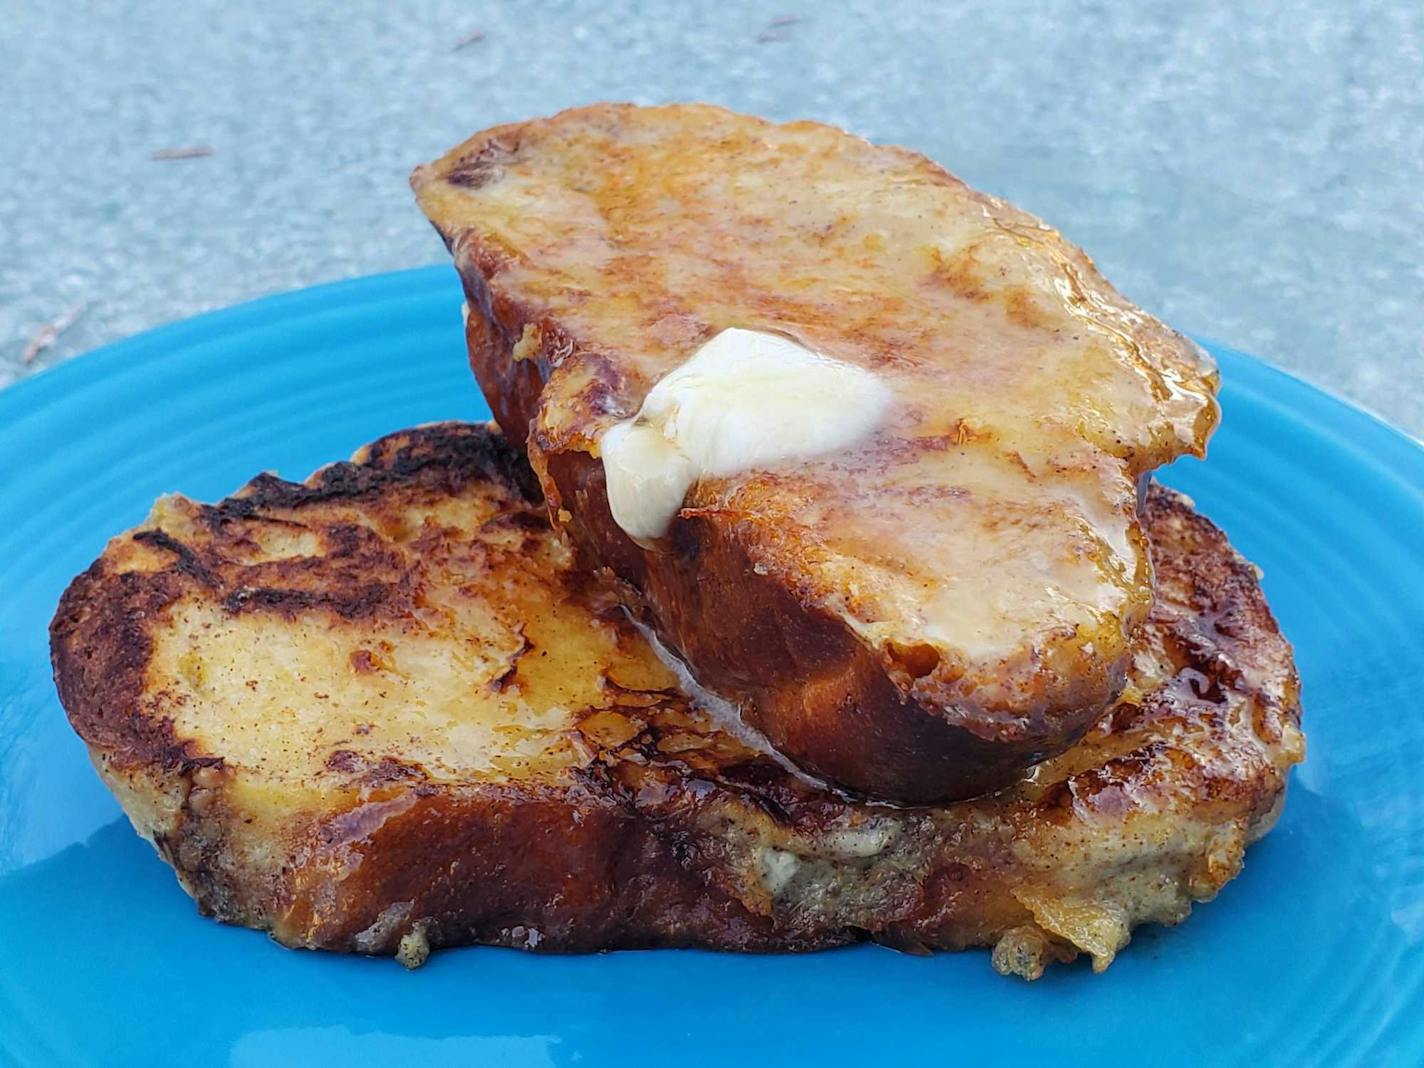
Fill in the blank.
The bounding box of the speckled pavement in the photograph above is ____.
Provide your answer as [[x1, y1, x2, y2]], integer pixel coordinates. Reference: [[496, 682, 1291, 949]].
[[4, 0, 1421, 436]]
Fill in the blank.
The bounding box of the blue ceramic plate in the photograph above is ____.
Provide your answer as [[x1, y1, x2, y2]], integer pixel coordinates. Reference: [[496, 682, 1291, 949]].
[[3, 268, 1422, 1067]]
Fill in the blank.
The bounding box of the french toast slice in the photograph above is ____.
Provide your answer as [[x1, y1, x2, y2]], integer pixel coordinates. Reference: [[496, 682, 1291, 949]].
[[412, 103, 1222, 802], [51, 423, 1302, 977]]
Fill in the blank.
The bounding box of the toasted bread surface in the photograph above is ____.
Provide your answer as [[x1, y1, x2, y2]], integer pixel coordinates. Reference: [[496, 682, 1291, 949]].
[[52, 424, 1301, 976], [412, 103, 1221, 801]]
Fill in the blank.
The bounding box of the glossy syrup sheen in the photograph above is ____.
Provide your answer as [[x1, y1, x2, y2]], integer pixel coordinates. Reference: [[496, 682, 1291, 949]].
[[2, 269, 1423, 1066]]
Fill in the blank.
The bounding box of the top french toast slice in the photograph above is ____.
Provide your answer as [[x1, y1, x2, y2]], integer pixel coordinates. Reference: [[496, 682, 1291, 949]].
[[412, 103, 1221, 802]]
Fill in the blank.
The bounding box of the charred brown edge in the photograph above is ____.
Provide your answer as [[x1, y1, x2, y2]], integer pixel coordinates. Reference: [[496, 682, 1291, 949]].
[[214, 420, 541, 518], [1140, 485, 1303, 733], [51, 563, 219, 774], [49, 422, 537, 774]]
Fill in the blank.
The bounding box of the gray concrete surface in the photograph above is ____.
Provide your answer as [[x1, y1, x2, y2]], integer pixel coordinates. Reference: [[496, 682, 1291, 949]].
[[4, 1, 1422, 436]]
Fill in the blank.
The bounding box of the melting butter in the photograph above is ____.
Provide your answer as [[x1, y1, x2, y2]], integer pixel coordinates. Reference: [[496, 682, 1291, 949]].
[[601, 328, 891, 542]]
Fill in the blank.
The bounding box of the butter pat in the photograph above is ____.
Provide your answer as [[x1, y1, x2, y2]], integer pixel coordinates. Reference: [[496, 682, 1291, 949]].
[[601, 329, 891, 542]]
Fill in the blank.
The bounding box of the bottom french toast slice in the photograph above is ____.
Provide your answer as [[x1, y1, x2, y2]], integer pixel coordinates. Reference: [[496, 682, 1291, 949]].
[[50, 423, 1304, 978]]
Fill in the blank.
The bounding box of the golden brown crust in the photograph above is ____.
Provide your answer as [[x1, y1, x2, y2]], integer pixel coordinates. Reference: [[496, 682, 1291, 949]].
[[413, 103, 1222, 802], [51, 424, 1302, 975]]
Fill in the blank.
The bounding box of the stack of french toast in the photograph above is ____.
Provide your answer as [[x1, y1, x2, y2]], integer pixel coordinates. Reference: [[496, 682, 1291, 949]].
[[50, 104, 1303, 978]]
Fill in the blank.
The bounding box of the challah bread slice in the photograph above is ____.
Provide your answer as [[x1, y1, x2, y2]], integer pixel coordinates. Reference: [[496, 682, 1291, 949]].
[[51, 423, 1300, 977]]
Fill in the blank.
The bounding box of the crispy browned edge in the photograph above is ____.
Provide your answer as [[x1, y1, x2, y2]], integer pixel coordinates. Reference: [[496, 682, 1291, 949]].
[[51, 423, 1302, 970], [414, 102, 1197, 802], [50, 424, 536, 778]]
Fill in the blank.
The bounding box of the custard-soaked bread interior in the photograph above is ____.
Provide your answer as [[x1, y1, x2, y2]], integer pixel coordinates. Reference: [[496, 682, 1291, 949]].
[[413, 103, 1222, 803], [50, 423, 1302, 977]]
